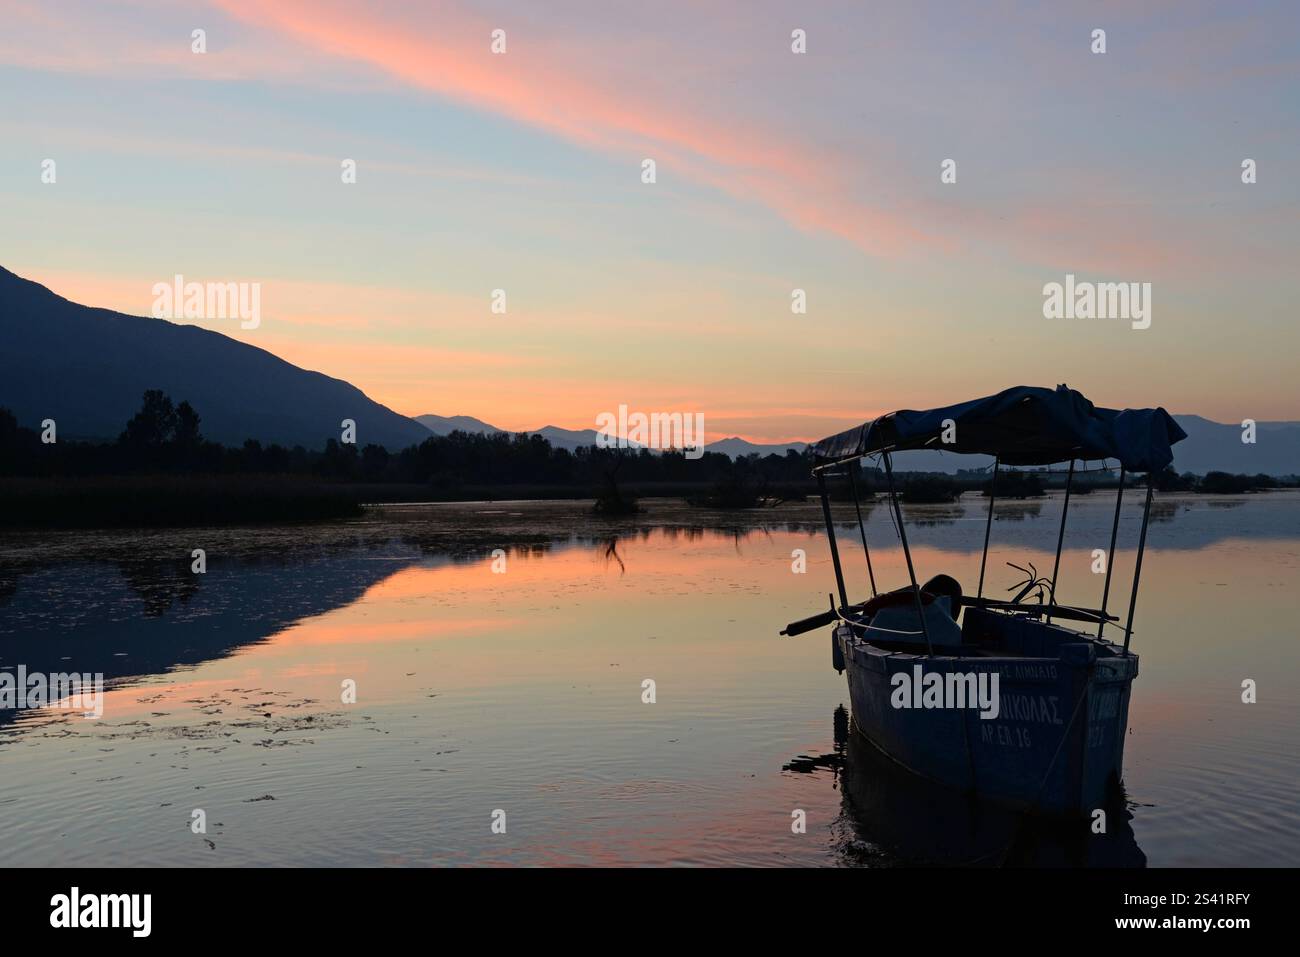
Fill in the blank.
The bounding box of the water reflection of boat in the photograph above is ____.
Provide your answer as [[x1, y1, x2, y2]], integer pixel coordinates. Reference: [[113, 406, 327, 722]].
[[784, 386, 1187, 817], [786, 706, 1146, 867]]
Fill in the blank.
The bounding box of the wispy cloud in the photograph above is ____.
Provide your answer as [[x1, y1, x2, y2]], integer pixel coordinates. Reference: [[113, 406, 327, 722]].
[[212, 0, 933, 257]]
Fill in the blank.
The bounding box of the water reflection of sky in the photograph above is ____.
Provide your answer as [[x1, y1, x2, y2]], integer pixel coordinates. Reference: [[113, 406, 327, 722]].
[[1, 493, 1297, 866]]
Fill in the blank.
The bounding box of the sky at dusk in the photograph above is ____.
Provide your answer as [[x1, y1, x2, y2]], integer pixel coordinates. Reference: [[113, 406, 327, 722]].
[[2, 0, 1297, 442]]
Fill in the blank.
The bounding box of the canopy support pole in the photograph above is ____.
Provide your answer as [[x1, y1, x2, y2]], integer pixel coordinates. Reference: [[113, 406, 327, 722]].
[[1046, 459, 1075, 625], [848, 466, 877, 597], [883, 452, 933, 655], [817, 471, 849, 610], [1122, 477, 1155, 655], [977, 458, 999, 599], [1097, 467, 1125, 638]]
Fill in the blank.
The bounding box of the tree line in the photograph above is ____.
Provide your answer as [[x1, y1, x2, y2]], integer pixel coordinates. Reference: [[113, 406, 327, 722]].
[[2, 391, 1290, 494], [0, 390, 815, 488]]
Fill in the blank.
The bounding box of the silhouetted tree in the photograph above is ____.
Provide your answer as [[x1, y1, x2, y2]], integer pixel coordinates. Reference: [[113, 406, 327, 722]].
[[174, 400, 202, 447], [1200, 471, 1254, 494], [0, 407, 17, 445], [0, 406, 31, 475], [120, 390, 178, 447], [1153, 466, 1195, 492], [317, 438, 360, 479], [360, 443, 390, 480]]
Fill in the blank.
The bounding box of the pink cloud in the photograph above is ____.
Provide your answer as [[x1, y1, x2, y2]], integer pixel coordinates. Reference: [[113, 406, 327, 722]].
[[212, 0, 932, 257]]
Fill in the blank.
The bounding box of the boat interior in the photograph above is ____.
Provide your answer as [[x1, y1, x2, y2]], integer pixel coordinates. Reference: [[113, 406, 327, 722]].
[[843, 573, 1128, 661]]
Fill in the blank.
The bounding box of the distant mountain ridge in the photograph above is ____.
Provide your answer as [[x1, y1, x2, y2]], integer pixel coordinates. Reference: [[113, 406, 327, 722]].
[[1163, 415, 1299, 477], [416, 412, 1299, 474], [413, 414, 500, 436], [2, 267, 1294, 473], [707, 436, 807, 458], [414, 414, 807, 458], [0, 266, 430, 450]]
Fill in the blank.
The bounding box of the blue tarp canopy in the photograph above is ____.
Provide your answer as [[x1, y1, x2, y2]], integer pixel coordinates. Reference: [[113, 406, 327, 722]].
[[811, 385, 1186, 473]]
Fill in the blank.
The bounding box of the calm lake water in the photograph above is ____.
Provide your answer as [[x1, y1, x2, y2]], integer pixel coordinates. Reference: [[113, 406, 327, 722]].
[[2, 491, 1297, 867]]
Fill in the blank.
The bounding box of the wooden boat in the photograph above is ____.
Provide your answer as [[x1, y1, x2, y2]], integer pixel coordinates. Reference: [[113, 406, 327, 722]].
[[785, 705, 1147, 865], [782, 385, 1186, 817]]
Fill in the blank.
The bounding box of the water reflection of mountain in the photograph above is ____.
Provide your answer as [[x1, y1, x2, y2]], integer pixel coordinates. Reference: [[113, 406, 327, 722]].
[[519, 493, 1295, 553], [2, 494, 1293, 727], [0, 520, 809, 729], [990, 502, 1044, 523], [827, 492, 1297, 552], [901, 505, 964, 527], [0, 546, 429, 729], [786, 706, 1146, 868], [408, 491, 1297, 557]]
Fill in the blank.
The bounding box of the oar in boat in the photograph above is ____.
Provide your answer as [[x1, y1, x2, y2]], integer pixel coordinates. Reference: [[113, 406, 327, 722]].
[[781, 599, 862, 637], [960, 596, 1118, 625], [781, 588, 938, 636]]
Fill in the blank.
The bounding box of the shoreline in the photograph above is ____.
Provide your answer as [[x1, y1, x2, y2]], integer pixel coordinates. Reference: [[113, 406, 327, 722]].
[[2, 475, 1292, 530]]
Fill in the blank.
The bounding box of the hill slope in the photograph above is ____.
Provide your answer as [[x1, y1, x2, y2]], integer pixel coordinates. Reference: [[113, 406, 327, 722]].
[[0, 267, 430, 450], [413, 414, 500, 436], [1164, 415, 1299, 476]]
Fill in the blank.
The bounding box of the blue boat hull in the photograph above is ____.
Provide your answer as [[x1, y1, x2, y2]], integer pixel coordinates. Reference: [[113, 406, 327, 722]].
[[836, 609, 1138, 817]]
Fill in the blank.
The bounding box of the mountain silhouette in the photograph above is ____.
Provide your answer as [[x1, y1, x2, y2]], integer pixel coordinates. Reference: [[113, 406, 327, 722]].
[[4, 266, 1293, 471], [0, 266, 430, 450], [413, 413, 501, 435], [1161, 414, 1299, 476], [416, 411, 1297, 473], [415, 414, 806, 457]]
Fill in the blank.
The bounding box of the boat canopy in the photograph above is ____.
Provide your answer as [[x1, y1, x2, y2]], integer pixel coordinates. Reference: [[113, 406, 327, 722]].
[[811, 385, 1186, 473]]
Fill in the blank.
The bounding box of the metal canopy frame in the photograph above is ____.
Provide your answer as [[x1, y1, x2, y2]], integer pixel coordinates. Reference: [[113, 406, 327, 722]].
[[812, 449, 1155, 654]]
